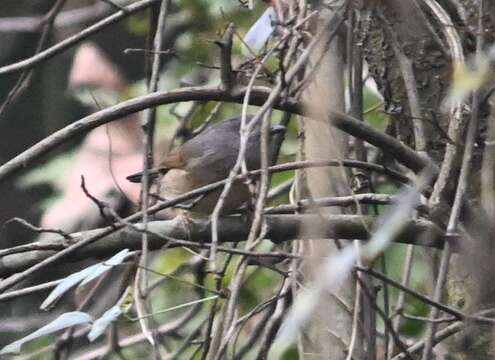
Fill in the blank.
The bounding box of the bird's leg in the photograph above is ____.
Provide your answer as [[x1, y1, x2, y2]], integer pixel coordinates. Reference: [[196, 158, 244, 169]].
[[174, 210, 194, 241], [238, 202, 255, 228]]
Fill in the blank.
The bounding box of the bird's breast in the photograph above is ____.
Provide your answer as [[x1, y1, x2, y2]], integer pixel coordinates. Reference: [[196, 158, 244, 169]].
[[157, 169, 251, 215]]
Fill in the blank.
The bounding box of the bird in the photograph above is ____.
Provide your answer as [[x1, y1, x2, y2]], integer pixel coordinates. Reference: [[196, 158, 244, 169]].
[[127, 115, 285, 216]]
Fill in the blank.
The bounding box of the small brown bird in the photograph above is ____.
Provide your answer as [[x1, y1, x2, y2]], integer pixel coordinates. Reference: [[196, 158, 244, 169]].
[[127, 115, 285, 215]]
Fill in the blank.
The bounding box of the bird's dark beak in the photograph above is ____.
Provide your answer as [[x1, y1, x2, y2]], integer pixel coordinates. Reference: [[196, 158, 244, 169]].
[[126, 171, 145, 183], [126, 168, 167, 183]]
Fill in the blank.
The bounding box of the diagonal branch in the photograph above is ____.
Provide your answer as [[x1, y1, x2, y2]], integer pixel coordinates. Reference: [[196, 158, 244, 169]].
[[0, 0, 160, 76]]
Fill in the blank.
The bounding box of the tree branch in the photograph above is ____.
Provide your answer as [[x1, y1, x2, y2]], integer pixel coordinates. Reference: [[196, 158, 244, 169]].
[[0, 86, 432, 184], [0, 0, 159, 76], [0, 214, 445, 278]]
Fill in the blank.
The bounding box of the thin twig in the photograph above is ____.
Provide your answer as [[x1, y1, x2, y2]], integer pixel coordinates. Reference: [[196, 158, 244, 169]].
[[0, 0, 160, 76], [134, 0, 170, 349], [357, 277, 414, 360], [355, 267, 463, 319], [0, 0, 68, 118], [377, 10, 427, 154], [4, 217, 72, 240], [388, 245, 415, 358], [217, 23, 235, 91], [265, 193, 396, 214], [0, 2, 127, 33]]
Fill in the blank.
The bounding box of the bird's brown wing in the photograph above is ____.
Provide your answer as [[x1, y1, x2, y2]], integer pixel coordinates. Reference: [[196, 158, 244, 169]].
[[159, 147, 186, 169]]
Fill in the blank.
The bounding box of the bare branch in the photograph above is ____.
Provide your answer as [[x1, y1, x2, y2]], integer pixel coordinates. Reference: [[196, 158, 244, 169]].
[[0, 0, 160, 76], [216, 23, 235, 91], [0, 215, 445, 279]]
